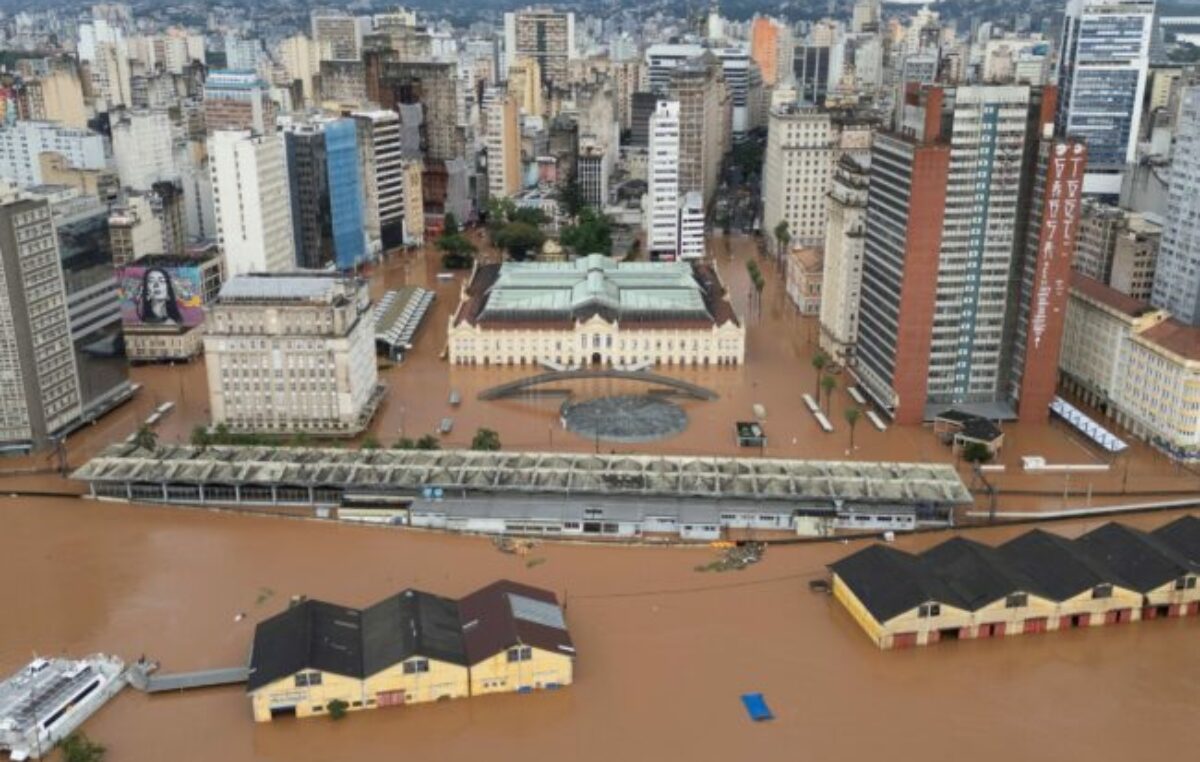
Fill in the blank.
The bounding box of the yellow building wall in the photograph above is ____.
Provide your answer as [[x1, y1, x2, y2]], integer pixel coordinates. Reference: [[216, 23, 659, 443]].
[[1051, 585, 1143, 629], [831, 573, 885, 647], [1143, 577, 1200, 608], [970, 593, 1058, 635], [362, 657, 469, 705], [881, 600, 973, 647], [468, 648, 573, 696], [250, 670, 366, 722]]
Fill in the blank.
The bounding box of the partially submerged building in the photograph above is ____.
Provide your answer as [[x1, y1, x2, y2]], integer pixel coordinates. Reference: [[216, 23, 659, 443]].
[[447, 254, 745, 368], [247, 582, 572, 721], [73, 445, 974, 539], [830, 516, 1200, 649]]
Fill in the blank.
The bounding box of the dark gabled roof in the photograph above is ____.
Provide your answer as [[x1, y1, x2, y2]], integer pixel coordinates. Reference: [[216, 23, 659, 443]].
[[829, 544, 964, 624], [997, 529, 1119, 600], [1074, 523, 1198, 592], [361, 589, 468, 674], [920, 537, 1039, 610], [247, 599, 364, 691], [1152, 515, 1200, 566], [458, 580, 574, 664]]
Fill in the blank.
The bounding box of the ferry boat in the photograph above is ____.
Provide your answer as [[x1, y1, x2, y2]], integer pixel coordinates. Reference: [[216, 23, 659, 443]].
[[0, 655, 126, 760]]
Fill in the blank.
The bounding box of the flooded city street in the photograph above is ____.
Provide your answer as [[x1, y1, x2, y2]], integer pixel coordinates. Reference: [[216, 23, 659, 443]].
[[3, 495, 1200, 761]]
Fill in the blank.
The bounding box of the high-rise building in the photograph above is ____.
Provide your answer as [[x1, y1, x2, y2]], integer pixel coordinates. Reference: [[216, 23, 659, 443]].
[[402, 159, 425, 246], [1151, 84, 1200, 325], [208, 130, 295, 276], [678, 191, 705, 261], [110, 109, 178, 192], [1074, 199, 1161, 300], [0, 199, 83, 453], [485, 90, 522, 200], [203, 273, 383, 435], [383, 61, 463, 162], [762, 103, 834, 250], [670, 54, 729, 207], [282, 118, 371, 271], [507, 57, 544, 117], [203, 70, 278, 134], [645, 43, 748, 136], [311, 9, 362, 62], [352, 110, 406, 249], [576, 139, 608, 209], [503, 8, 576, 89], [856, 85, 1081, 423], [224, 35, 262, 71], [0, 121, 107, 188], [645, 100, 680, 260], [750, 17, 786, 86], [109, 182, 186, 265], [819, 155, 870, 363], [1056, 0, 1155, 196]]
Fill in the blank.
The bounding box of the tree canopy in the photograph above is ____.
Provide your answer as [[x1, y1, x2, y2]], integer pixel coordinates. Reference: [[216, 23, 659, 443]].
[[560, 207, 613, 256]]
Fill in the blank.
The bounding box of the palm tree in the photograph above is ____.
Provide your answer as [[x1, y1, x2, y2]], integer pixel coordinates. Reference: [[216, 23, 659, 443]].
[[133, 424, 157, 452], [811, 351, 829, 399], [844, 406, 862, 451], [820, 374, 837, 413], [773, 220, 790, 261]]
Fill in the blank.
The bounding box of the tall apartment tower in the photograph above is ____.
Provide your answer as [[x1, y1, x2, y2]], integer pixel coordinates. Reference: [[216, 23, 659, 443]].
[[645, 100, 681, 260], [0, 199, 83, 453], [1151, 84, 1200, 325], [761, 103, 834, 250], [819, 155, 870, 363], [203, 70, 278, 134], [503, 8, 576, 88], [110, 109, 177, 192], [203, 273, 382, 435], [485, 90, 522, 200], [383, 61, 463, 163], [750, 17, 786, 86], [1056, 0, 1155, 196], [311, 9, 362, 62], [856, 85, 1079, 423], [208, 130, 296, 277], [670, 54, 729, 207], [352, 110, 406, 249]]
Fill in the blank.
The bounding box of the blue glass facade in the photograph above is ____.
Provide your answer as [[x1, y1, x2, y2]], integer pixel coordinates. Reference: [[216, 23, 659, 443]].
[[324, 119, 368, 271]]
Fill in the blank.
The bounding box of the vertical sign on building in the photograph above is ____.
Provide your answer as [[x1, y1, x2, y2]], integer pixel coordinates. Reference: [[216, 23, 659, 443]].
[[1019, 138, 1087, 421]]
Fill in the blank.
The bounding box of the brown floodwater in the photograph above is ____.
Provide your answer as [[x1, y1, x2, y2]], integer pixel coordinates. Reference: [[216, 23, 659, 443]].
[[3, 496, 1200, 762]]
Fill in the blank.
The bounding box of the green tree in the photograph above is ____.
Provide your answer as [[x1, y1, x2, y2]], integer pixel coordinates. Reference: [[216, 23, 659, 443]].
[[361, 435, 380, 450], [774, 220, 791, 259], [392, 437, 415, 450], [844, 406, 862, 450], [471, 427, 502, 451], [961, 442, 994, 464], [560, 208, 613, 256], [327, 699, 349, 720], [133, 424, 158, 452], [558, 178, 587, 217], [510, 206, 547, 226], [442, 211, 460, 237], [58, 732, 106, 762], [820, 374, 837, 413], [190, 425, 210, 449], [437, 231, 477, 270], [494, 221, 545, 260], [416, 434, 440, 450], [811, 351, 829, 399]]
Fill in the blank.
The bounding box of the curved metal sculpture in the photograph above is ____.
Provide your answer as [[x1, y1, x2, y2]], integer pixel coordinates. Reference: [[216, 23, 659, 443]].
[[478, 368, 719, 401]]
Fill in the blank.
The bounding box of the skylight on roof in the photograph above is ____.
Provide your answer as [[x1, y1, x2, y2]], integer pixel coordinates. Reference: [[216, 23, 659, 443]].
[[508, 593, 566, 630]]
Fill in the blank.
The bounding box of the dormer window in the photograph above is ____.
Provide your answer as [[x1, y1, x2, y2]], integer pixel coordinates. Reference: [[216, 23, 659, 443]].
[[1175, 576, 1197, 591], [917, 603, 941, 618], [1005, 593, 1028, 608], [1092, 584, 1113, 599]]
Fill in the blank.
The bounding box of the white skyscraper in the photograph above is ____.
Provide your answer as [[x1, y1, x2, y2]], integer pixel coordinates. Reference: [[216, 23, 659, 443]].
[[0, 121, 108, 187], [761, 103, 834, 251], [208, 130, 295, 276], [110, 109, 178, 191], [678, 192, 705, 260], [1056, 0, 1156, 196], [1151, 84, 1200, 325], [645, 100, 680, 260]]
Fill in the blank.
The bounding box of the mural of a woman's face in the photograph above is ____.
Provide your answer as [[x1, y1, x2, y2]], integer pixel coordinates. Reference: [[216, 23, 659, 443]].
[[146, 270, 170, 303]]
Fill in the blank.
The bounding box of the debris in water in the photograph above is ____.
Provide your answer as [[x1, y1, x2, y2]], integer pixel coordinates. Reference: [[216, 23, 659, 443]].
[[695, 542, 765, 572]]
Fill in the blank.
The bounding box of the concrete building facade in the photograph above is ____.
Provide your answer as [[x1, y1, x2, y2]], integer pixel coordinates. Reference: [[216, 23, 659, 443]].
[[208, 130, 296, 276], [202, 274, 383, 435]]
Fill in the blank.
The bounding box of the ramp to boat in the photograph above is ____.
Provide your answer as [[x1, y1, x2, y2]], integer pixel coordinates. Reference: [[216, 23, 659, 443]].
[[131, 665, 248, 693]]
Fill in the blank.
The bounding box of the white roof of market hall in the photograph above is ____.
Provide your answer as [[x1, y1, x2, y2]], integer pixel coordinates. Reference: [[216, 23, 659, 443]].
[[477, 254, 713, 322]]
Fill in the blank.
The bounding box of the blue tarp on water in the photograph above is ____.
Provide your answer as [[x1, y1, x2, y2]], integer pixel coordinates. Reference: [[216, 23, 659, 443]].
[[740, 692, 774, 721]]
